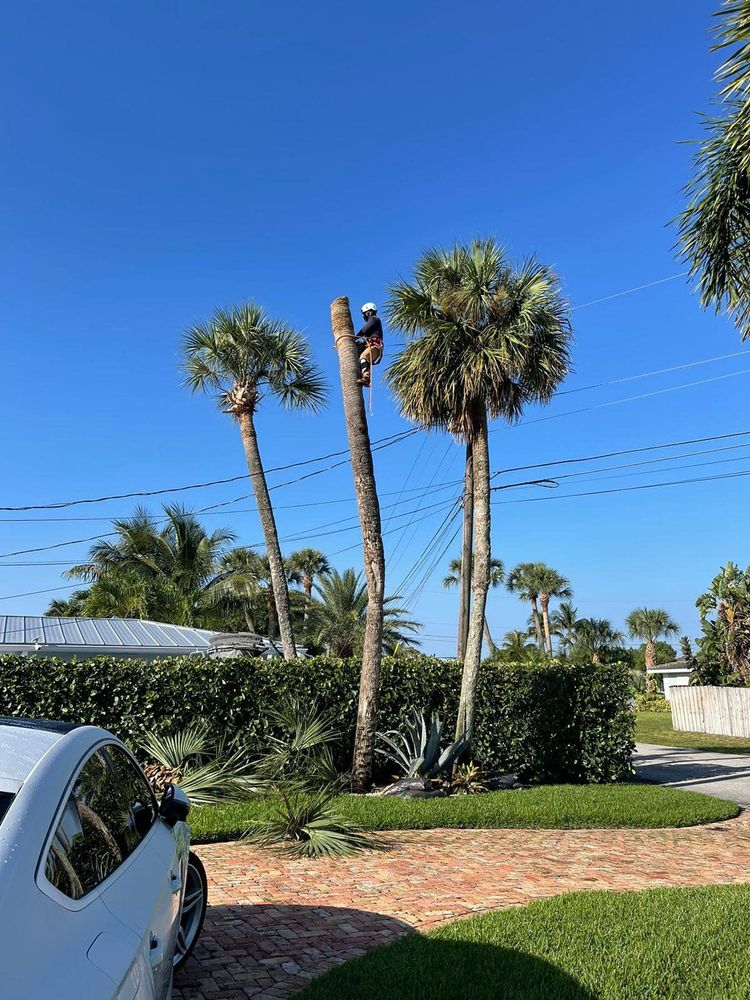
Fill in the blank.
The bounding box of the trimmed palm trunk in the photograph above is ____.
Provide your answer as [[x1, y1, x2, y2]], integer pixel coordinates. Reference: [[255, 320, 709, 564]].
[[530, 597, 544, 650], [540, 594, 552, 654], [644, 638, 656, 669], [237, 407, 296, 660], [330, 296, 386, 791], [457, 442, 473, 661], [455, 407, 491, 742]]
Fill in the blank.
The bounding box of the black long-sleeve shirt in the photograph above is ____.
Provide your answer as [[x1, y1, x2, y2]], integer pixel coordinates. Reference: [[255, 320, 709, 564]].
[[357, 315, 384, 344]]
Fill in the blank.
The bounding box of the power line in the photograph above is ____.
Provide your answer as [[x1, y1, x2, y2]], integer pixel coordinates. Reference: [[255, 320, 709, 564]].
[[0, 428, 418, 513], [570, 272, 688, 311]]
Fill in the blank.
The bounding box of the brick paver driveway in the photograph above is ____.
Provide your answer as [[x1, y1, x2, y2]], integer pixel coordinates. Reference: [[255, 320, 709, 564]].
[[174, 814, 750, 999]]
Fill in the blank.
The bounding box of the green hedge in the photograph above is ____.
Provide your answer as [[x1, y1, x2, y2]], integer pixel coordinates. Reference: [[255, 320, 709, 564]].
[[0, 655, 634, 783]]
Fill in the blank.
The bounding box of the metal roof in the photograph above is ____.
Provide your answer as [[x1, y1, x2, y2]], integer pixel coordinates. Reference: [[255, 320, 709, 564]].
[[0, 616, 215, 651]]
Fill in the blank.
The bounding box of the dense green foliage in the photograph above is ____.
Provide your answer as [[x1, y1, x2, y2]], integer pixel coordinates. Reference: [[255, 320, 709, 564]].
[[696, 561, 750, 682], [190, 783, 738, 843], [299, 885, 750, 999], [0, 655, 634, 783], [636, 710, 750, 754], [634, 693, 671, 713]]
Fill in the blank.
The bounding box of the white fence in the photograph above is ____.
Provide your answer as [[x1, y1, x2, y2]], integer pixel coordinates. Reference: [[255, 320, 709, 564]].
[[670, 685, 750, 738]]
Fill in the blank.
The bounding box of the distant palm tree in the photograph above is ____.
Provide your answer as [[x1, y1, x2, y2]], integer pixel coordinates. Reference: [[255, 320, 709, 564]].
[[573, 618, 623, 664], [534, 564, 573, 654], [288, 548, 331, 602], [183, 302, 327, 660], [625, 607, 679, 670], [506, 563, 545, 650], [308, 569, 420, 658], [550, 601, 579, 655], [66, 505, 236, 626], [46, 590, 90, 617], [211, 547, 267, 632], [500, 629, 536, 659], [677, 0, 750, 340], [387, 239, 571, 741], [443, 555, 504, 655]]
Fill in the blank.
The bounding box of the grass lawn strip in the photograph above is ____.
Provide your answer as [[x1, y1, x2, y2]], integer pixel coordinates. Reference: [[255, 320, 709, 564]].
[[190, 782, 739, 843], [636, 710, 750, 754], [298, 884, 750, 1000]]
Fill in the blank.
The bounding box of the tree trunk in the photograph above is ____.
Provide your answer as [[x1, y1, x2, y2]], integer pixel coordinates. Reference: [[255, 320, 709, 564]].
[[243, 607, 256, 632], [237, 411, 296, 660], [483, 616, 496, 656], [457, 442, 474, 661], [455, 407, 490, 742], [530, 597, 544, 649], [645, 639, 655, 669], [330, 297, 385, 791], [540, 595, 552, 655]]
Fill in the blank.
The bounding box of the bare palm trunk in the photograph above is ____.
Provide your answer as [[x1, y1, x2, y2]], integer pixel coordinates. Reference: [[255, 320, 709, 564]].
[[331, 297, 385, 791], [483, 616, 496, 656], [645, 638, 656, 669], [530, 597, 544, 649], [238, 412, 296, 660], [540, 595, 552, 655], [457, 442, 473, 661], [455, 407, 490, 742], [243, 607, 256, 632]]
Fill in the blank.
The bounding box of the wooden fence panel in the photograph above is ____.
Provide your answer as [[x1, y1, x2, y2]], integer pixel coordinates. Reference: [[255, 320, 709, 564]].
[[671, 685, 750, 737]]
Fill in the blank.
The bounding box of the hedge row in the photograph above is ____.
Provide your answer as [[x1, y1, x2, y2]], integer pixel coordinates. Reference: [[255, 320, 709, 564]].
[[0, 655, 634, 782]]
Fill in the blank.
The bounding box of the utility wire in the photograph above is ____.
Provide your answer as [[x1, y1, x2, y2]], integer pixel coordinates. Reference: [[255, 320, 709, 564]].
[[557, 349, 750, 396], [570, 272, 688, 311]]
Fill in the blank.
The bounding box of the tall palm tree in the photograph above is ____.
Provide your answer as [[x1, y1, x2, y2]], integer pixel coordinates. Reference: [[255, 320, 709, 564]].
[[330, 297, 386, 790], [534, 564, 573, 654], [506, 563, 545, 650], [443, 555, 504, 655], [573, 618, 623, 665], [308, 569, 420, 658], [387, 239, 571, 742], [625, 607, 679, 670], [288, 548, 331, 602], [183, 302, 327, 660], [550, 600, 579, 655], [210, 547, 267, 632], [677, 0, 750, 339]]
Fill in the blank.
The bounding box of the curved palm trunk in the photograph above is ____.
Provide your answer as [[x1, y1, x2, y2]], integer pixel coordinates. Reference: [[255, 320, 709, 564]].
[[331, 297, 385, 791], [540, 595, 552, 654], [237, 412, 296, 660], [455, 407, 490, 742], [530, 597, 544, 649], [457, 442, 474, 661], [482, 616, 496, 656]]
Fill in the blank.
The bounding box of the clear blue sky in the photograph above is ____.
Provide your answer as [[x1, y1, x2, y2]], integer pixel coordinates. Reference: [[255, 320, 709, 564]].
[[1, 0, 744, 654]]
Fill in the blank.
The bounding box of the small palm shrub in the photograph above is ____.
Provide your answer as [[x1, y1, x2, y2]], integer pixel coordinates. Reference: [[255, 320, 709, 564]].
[[244, 699, 378, 858], [377, 708, 470, 779], [140, 722, 256, 805]]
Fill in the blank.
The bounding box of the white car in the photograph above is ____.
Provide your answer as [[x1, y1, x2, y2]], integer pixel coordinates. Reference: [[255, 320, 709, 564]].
[[0, 717, 207, 999]]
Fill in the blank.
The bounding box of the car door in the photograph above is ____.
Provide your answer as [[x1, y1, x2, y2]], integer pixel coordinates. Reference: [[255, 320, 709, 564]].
[[97, 744, 183, 1000]]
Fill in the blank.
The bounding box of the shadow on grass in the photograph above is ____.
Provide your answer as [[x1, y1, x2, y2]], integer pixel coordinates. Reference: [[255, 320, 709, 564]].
[[173, 901, 594, 1000], [297, 935, 597, 1000]]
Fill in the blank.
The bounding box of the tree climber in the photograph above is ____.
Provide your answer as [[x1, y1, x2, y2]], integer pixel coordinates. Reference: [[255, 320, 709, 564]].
[[356, 302, 384, 387]]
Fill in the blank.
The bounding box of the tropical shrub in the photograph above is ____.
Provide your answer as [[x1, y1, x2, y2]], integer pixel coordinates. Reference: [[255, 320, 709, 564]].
[[0, 654, 633, 783], [634, 693, 671, 713], [377, 708, 470, 779]]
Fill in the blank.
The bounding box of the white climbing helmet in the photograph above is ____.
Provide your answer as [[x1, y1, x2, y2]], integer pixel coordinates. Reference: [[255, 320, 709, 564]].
[[361, 302, 377, 315]]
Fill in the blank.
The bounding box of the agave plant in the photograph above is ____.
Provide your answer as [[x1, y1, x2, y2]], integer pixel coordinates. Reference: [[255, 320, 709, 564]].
[[140, 722, 256, 806], [243, 783, 378, 858], [377, 708, 470, 779]]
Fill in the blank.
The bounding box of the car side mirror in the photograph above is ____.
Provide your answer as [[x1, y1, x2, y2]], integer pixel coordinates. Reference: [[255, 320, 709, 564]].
[[159, 783, 190, 827]]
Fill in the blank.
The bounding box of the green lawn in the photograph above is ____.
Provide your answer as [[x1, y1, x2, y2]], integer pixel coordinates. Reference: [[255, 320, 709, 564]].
[[190, 782, 738, 843], [636, 710, 750, 754], [298, 885, 750, 1000]]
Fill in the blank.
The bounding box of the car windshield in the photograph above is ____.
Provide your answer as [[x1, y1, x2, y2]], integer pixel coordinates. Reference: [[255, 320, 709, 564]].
[[0, 792, 15, 826]]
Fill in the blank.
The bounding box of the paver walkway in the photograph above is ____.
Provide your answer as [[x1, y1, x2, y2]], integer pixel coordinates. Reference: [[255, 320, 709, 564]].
[[174, 813, 750, 1000], [634, 742, 750, 806]]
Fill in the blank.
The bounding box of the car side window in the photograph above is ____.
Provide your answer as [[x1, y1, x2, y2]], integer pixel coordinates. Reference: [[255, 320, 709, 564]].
[[44, 745, 157, 900]]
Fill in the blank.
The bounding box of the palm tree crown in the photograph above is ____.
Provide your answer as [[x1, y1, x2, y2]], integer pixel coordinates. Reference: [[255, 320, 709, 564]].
[[626, 607, 679, 670], [308, 569, 420, 658], [183, 302, 327, 417], [288, 548, 331, 599], [442, 556, 504, 589], [386, 239, 572, 439]]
